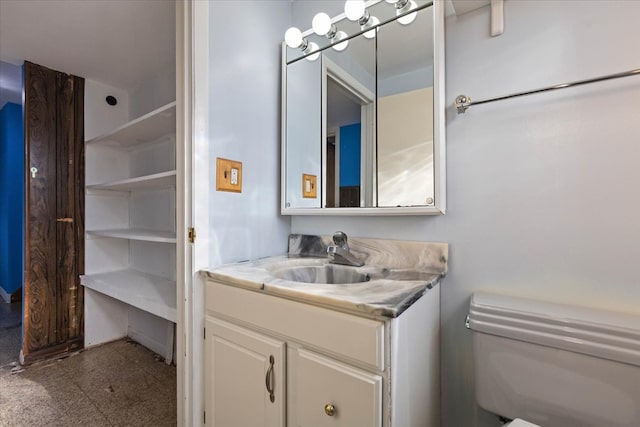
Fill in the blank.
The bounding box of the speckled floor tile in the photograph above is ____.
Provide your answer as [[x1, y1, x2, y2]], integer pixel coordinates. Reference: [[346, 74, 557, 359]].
[[0, 339, 176, 427], [0, 301, 22, 367]]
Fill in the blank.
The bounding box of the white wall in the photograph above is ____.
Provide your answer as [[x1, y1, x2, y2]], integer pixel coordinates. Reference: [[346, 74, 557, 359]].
[[208, 1, 291, 266], [0, 60, 22, 109], [292, 0, 344, 28], [128, 65, 176, 119], [378, 87, 434, 206], [84, 79, 129, 140], [291, 1, 640, 426]]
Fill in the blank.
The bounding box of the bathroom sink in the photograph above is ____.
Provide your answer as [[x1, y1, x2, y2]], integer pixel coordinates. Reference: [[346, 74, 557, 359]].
[[272, 265, 370, 285]]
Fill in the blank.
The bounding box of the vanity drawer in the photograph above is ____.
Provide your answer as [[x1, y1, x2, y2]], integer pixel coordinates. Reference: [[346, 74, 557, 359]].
[[206, 281, 385, 371], [290, 348, 382, 427]]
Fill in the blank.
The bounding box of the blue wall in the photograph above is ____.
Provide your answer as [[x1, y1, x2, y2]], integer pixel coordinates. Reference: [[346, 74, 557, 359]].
[[0, 102, 24, 297], [339, 123, 361, 187]]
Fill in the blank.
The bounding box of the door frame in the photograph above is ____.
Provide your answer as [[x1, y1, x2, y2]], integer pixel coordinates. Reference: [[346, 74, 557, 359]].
[[176, 1, 210, 425], [321, 56, 375, 208]]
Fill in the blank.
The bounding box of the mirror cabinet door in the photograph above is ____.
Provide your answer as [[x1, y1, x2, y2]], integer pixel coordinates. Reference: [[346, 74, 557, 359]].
[[376, 6, 435, 207], [285, 58, 322, 209]]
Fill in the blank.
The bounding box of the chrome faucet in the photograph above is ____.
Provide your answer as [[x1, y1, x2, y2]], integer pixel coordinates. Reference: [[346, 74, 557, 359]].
[[327, 231, 364, 267]]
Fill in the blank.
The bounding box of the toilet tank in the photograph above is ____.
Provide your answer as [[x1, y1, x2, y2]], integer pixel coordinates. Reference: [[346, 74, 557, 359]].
[[467, 292, 640, 427]]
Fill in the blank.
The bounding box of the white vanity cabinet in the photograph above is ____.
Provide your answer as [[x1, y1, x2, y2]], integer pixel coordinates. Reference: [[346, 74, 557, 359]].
[[205, 318, 286, 426], [204, 279, 440, 427], [290, 348, 382, 426]]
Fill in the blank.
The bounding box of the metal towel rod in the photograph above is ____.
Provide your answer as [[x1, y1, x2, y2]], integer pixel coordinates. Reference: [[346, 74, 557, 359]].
[[454, 68, 640, 114]]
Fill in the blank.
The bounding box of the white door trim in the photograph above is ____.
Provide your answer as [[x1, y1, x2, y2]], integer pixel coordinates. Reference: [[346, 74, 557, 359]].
[[176, 0, 210, 425]]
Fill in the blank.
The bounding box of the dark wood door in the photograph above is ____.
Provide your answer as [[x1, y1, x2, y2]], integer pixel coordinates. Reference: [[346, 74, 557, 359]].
[[23, 61, 85, 364], [326, 136, 335, 208]]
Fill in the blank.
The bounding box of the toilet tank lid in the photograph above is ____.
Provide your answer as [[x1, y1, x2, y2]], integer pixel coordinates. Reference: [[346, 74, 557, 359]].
[[468, 292, 640, 367]]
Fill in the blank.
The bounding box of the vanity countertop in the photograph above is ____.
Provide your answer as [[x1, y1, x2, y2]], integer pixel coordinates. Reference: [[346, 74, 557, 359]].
[[200, 234, 448, 318]]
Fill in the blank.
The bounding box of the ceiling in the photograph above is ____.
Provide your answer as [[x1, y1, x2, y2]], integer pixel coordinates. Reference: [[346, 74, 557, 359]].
[[0, 0, 175, 106]]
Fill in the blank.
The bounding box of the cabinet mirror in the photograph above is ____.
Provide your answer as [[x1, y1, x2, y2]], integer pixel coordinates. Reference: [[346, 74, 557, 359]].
[[282, 0, 445, 215]]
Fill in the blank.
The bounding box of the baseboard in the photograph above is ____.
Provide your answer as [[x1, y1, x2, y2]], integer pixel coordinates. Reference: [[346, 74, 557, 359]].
[[0, 287, 22, 303], [0, 287, 12, 303], [128, 326, 172, 363]]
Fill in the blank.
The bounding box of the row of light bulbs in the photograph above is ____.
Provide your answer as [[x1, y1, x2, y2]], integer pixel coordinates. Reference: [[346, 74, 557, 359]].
[[285, 0, 418, 61]]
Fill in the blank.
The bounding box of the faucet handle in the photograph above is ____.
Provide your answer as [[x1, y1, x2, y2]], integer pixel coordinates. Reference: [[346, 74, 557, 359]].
[[332, 231, 349, 248], [332, 231, 348, 244]]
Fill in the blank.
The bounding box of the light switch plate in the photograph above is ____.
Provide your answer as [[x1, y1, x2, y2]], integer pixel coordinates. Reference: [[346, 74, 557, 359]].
[[216, 157, 242, 193], [302, 174, 317, 198]]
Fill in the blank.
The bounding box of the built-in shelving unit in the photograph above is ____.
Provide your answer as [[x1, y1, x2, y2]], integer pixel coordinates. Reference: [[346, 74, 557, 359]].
[[82, 270, 176, 322], [86, 228, 177, 243], [86, 170, 176, 191], [81, 101, 177, 362]]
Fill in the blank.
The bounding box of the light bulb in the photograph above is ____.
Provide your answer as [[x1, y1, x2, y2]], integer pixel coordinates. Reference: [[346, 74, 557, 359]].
[[332, 31, 349, 51], [362, 16, 380, 39], [385, 0, 399, 3], [305, 42, 320, 61], [312, 13, 332, 36], [285, 27, 303, 48], [397, 0, 417, 25], [344, 0, 365, 21]]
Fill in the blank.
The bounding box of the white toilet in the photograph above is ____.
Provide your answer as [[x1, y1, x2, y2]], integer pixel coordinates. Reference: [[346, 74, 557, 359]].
[[467, 292, 640, 427]]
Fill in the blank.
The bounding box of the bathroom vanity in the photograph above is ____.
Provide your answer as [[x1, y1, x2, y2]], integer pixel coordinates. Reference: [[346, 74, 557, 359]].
[[201, 235, 447, 426]]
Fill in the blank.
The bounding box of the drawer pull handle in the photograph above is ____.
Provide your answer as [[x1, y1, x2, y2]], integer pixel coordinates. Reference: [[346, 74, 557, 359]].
[[324, 403, 336, 416], [265, 355, 275, 403]]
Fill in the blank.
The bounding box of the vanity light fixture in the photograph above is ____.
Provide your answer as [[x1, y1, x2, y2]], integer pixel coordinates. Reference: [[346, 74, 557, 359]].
[[344, 0, 379, 39], [284, 26, 320, 61], [331, 31, 350, 51], [395, 0, 418, 25], [306, 42, 321, 61], [344, 0, 366, 21], [285, 27, 307, 50], [287, 0, 426, 59], [361, 15, 380, 39], [312, 13, 335, 37], [312, 12, 350, 51]]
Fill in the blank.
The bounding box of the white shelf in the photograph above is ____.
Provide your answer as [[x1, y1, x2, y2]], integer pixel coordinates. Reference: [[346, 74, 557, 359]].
[[81, 269, 176, 322], [86, 102, 176, 148], [87, 170, 176, 192], [87, 228, 176, 243]]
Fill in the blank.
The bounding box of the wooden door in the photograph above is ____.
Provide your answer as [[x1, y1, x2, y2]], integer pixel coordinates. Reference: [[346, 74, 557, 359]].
[[326, 137, 336, 208], [205, 317, 285, 427], [23, 61, 85, 363]]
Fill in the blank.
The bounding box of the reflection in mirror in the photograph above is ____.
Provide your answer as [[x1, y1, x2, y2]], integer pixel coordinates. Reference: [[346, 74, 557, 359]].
[[285, 57, 322, 208], [322, 32, 375, 208], [377, 6, 434, 207]]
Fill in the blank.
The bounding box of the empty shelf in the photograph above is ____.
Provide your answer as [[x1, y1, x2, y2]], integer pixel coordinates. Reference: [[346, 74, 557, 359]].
[[87, 170, 176, 191], [81, 269, 176, 322], [86, 102, 176, 148], [87, 228, 176, 243]]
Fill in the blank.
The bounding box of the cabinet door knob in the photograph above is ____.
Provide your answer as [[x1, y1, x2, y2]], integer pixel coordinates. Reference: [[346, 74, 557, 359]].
[[265, 355, 275, 403], [324, 403, 336, 416]]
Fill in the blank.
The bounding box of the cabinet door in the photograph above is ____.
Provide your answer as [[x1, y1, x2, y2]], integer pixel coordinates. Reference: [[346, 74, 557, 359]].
[[205, 317, 285, 427], [291, 348, 382, 426]]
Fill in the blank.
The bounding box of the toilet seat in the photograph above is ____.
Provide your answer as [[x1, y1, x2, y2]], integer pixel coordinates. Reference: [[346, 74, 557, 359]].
[[505, 419, 540, 427]]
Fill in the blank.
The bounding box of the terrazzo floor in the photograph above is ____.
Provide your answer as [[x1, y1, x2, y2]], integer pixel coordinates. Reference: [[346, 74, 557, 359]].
[[0, 301, 21, 367], [0, 339, 176, 426]]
